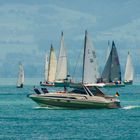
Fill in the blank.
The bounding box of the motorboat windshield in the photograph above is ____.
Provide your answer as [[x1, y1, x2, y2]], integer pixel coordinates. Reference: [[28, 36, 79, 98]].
[[69, 85, 105, 97]]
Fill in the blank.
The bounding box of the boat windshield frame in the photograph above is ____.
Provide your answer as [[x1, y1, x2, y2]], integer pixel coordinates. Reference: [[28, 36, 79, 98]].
[[69, 85, 105, 97]]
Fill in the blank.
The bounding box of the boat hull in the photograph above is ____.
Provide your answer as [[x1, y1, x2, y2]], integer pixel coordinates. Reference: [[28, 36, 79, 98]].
[[69, 82, 105, 88], [16, 84, 23, 88], [103, 83, 125, 88], [40, 83, 54, 87], [40, 82, 54, 87], [123, 80, 133, 85], [28, 94, 120, 109], [54, 81, 70, 87]]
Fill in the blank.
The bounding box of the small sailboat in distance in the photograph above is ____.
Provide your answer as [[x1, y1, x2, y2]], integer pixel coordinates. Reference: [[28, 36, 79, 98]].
[[124, 51, 134, 85], [40, 45, 57, 86], [54, 32, 71, 87], [101, 41, 125, 87], [17, 62, 24, 88]]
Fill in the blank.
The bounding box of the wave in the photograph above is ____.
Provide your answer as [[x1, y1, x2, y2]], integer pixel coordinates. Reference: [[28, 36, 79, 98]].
[[33, 106, 63, 110], [33, 106, 70, 110], [34, 106, 50, 109], [122, 105, 140, 110]]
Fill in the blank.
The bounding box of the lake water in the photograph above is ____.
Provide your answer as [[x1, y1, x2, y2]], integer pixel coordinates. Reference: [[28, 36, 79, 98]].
[[0, 83, 140, 139]]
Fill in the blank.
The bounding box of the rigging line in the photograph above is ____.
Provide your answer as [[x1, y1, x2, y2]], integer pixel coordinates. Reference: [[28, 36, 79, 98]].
[[72, 45, 83, 80]]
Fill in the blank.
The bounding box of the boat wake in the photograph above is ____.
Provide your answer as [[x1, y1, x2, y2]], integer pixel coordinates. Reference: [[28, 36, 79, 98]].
[[33, 106, 65, 110], [122, 105, 140, 110], [34, 106, 50, 109]]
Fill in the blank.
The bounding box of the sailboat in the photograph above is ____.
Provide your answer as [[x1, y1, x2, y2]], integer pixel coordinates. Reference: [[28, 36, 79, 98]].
[[101, 41, 125, 87], [40, 45, 57, 86], [123, 51, 134, 85], [70, 31, 104, 88], [16, 62, 24, 88], [54, 32, 71, 87]]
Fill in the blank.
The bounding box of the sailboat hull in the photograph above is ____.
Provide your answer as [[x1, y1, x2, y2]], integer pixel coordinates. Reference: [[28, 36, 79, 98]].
[[54, 81, 70, 87], [16, 84, 23, 88], [103, 83, 125, 88], [70, 82, 105, 88], [123, 80, 133, 85], [28, 94, 121, 109], [40, 81, 54, 87]]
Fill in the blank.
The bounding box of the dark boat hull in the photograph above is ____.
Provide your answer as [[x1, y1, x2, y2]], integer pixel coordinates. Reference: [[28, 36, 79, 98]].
[[103, 83, 125, 88], [54, 82, 70, 87], [16, 84, 23, 88]]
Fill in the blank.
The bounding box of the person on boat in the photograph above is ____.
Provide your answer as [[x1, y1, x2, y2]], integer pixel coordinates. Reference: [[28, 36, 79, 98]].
[[41, 88, 49, 94], [33, 86, 41, 95], [115, 80, 121, 85], [64, 85, 67, 93], [115, 92, 120, 97], [118, 80, 121, 84]]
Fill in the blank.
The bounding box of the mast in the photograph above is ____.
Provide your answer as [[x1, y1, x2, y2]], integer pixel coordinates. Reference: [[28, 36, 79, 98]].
[[47, 44, 52, 82], [44, 53, 48, 82], [82, 30, 99, 84], [109, 42, 113, 82], [82, 30, 87, 83], [111, 41, 121, 82]]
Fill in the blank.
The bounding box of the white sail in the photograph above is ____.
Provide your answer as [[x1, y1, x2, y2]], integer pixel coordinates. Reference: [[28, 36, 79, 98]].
[[44, 54, 49, 82], [55, 32, 67, 81], [105, 41, 111, 63], [96, 60, 101, 80], [47, 45, 57, 82], [82, 31, 99, 84], [17, 63, 24, 87], [124, 51, 134, 81]]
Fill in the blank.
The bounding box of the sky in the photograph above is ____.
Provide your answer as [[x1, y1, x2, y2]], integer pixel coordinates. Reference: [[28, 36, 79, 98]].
[[0, 0, 140, 79]]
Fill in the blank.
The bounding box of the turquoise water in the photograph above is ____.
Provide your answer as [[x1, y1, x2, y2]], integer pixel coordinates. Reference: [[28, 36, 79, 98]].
[[0, 85, 140, 140]]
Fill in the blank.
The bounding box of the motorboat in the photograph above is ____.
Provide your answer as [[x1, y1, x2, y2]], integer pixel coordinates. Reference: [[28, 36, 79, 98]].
[[28, 85, 121, 109]]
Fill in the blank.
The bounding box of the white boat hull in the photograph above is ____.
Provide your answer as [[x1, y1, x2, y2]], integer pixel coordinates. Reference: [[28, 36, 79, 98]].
[[28, 93, 121, 109]]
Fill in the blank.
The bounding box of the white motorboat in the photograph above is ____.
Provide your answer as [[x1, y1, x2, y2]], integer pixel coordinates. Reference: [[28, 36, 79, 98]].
[[28, 85, 121, 109]]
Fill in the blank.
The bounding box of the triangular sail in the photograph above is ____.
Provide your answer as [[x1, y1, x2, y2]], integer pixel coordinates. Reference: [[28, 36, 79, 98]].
[[55, 32, 67, 81], [82, 31, 99, 84], [47, 45, 57, 82], [124, 51, 134, 81], [101, 41, 121, 82], [17, 63, 24, 86]]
